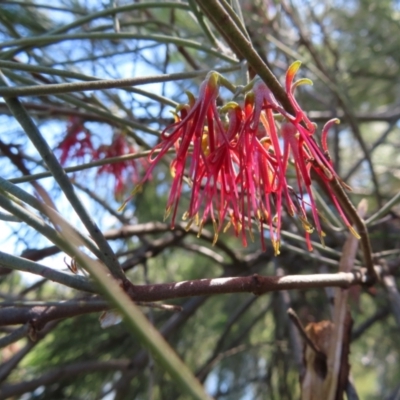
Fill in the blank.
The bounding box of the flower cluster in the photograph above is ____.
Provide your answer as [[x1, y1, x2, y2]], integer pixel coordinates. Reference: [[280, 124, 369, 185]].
[[129, 62, 354, 253], [58, 117, 141, 197], [58, 116, 95, 165], [96, 134, 142, 197]]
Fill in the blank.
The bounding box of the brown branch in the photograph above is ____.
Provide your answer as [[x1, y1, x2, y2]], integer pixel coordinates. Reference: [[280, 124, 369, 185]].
[[20, 246, 60, 262], [125, 270, 369, 302], [0, 321, 59, 383], [178, 242, 226, 265], [0, 271, 371, 328], [0, 324, 30, 349], [0, 359, 132, 400], [324, 212, 362, 400], [287, 308, 325, 360], [120, 231, 186, 271], [105, 221, 239, 262], [351, 306, 390, 342], [13, 222, 234, 285], [0, 301, 107, 328], [0, 298, 180, 327]]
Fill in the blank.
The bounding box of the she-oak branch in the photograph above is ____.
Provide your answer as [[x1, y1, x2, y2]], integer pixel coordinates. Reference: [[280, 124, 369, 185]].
[[0, 269, 372, 327]]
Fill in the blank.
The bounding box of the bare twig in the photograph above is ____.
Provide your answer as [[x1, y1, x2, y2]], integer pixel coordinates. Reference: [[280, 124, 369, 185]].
[[0, 302, 107, 328], [351, 307, 390, 341], [287, 308, 325, 361], [0, 64, 240, 97], [0, 324, 30, 349], [0, 359, 133, 400], [125, 270, 370, 302], [0, 321, 59, 383]]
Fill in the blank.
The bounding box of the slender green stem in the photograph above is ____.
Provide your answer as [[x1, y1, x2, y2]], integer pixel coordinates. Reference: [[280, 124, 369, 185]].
[[0, 2, 192, 59], [0, 193, 77, 261], [366, 191, 400, 226], [0, 250, 94, 293], [280, 230, 351, 262], [330, 178, 377, 282], [0, 75, 125, 281], [230, 0, 246, 31], [264, 34, 335, 90], [217, 73, 237, 93], [0, 62, 239, 97], [313, 188, 344, 229], [128, 87, 177, 107], [1, 69, 161, 138], [0, 32, 237, 63], [187, 0, 219, 47], [48, 2, 190, 36], [282, 243, 339, 268], [195, 0, 293, 113], [56, 93, 159, 139], [1, 1, 88, 14], [0, 211, 20, 222], [1, 72, 156, 155], [0, 175, 103, 261], [373, 249, 400, 258], [220, 0, 250, 41], [55, 222, 212, 400], [9, 149, 174, 184], [0, 59, 176, 106], [0, 60, 237, 84], [0, 59, 237, 107]]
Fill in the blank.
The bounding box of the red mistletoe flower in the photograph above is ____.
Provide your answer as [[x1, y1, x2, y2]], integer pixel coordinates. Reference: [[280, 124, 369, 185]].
[[127, 72, 228, 230], [97, 133, 141, 196], [280, 62, 357, 247], [234, 88, 289, 253], [123, 63, 355, 253], [58, 118, 141, 196], [58, 116, 96, 165]]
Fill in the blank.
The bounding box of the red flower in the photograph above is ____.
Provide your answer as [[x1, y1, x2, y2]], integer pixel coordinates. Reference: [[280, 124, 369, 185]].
[[130, 72, 226, 230], [124, 63, 355, 252], [58, 118, 141, 196], [280, 62, 357, 247], [97, 133, 141, 196], [58, 116, 96, 165], [236, 86, 290, 253]]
